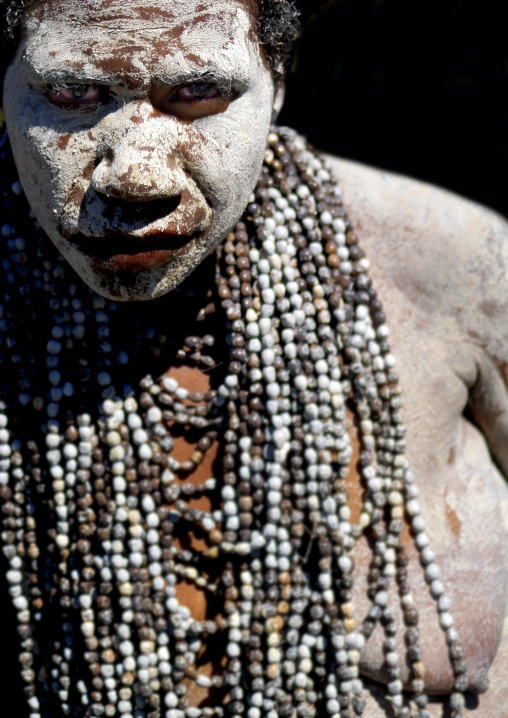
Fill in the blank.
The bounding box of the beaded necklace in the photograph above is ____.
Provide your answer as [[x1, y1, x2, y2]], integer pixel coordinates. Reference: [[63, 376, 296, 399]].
[[0, 124, 469, 718]]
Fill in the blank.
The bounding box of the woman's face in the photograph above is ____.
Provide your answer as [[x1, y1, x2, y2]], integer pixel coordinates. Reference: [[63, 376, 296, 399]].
[[3, 0, 276, 300]]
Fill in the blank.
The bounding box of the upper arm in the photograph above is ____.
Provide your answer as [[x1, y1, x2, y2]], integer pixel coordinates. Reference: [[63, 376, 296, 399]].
[[463, 211, 508, 479]]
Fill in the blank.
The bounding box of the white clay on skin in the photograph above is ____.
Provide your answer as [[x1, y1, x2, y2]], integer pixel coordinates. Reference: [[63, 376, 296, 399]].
[[3, 0, 276, 300]]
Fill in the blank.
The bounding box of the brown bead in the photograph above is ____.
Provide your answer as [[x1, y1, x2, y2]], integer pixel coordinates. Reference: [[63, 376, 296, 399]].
[[101, 649, 115, 664]]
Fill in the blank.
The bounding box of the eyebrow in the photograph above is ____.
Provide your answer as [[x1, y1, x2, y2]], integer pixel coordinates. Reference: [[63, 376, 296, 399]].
[[151, 68, 247, 91], [23, 61, 249, 93]]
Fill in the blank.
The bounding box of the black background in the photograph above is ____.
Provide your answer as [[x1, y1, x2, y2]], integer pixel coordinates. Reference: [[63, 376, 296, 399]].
[[280, 0, 508, 216]]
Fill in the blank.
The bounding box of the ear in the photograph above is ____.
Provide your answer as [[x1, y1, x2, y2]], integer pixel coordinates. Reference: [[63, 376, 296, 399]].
[[272, 81, 285, 122]]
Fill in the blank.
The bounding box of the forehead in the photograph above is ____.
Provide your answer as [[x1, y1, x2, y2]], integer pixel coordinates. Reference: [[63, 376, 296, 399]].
[[23, 0, 261, 81], [27, 0, 258, 25]]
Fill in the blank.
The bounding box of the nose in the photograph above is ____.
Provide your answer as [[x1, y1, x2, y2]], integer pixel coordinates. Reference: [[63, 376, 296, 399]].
[[91, 103, 188, 202]]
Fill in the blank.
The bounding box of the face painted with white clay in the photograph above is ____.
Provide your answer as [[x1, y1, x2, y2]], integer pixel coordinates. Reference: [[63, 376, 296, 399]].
[[3, 0, 278, 300]]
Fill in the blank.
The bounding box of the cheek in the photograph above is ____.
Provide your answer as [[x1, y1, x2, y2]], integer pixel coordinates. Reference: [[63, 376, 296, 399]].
[[5, 96, 93, 208], [187, 80, 273, 209], [4, 65, 96, 201]]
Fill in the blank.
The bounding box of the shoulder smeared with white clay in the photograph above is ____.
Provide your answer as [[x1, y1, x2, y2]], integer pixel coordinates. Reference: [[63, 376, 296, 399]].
[[326, 155, 508, 475]]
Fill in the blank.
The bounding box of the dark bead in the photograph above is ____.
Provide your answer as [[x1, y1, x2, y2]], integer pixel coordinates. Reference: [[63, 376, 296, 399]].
[[405, 628, 420, 646]]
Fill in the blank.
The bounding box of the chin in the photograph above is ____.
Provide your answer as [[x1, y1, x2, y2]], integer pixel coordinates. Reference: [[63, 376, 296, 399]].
[[63, 239, 216, 302]]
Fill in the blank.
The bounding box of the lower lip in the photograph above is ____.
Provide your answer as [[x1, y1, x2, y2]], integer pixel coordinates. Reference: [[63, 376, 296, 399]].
[[74, 235, 194, 271]]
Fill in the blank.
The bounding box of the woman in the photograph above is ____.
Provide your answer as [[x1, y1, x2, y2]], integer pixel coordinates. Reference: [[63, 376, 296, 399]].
[[1, 0, 507, 716]]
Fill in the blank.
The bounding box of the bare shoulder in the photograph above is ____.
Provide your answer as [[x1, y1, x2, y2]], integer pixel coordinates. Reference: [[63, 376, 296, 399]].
[[326, 155, 508, 418], [325, 153, 498, 250], [325, 154, 508, 321]]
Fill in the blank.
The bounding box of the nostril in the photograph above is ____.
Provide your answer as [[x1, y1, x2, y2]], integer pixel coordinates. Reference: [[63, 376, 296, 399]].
[[94, 148, 113, 169]]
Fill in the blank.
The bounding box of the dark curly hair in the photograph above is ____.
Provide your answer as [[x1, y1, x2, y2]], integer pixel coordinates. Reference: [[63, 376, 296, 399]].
[[0, 0, 321, 93]]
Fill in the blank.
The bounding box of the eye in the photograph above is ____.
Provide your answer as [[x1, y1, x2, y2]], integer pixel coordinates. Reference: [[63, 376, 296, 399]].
[[152, 81, 237, 120], [46, 83, 104, 110], [172, 82, 221, 102]]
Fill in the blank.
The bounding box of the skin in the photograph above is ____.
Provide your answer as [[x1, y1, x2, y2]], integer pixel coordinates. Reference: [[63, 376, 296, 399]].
[[328, 156, 508, 714], [2, 0, 508, 715], [2, 0, 281, 301]]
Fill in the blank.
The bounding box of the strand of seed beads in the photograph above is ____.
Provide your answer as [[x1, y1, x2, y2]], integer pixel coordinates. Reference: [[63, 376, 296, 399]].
[[57, 285, 101, 718], [231, 214, 295, 717], [0, 139, 53, 715], [0, 222, 45, 716], [249, 170, 317, 716], [324, 214, 407, 716], [264, 128, 363, 716], [244, 215, 295, 718], [282, 129, 401, 717], [215, 230, 257, 717], [304, 140, 421, 716], [0, 402, 44, 718], [142, 377, 225, 712], [39, 260, 79, 716], [216, 229, 268, 718], [252, 136, 331, 716]]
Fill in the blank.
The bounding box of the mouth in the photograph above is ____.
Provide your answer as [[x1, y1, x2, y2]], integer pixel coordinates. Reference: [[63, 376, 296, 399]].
[[71, 233, 196, 271]]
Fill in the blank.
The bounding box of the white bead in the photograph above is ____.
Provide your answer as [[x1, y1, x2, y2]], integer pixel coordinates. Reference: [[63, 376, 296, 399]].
[[162, 377, 178, 392], [141, 495, 156, 512], [411, 515, 426, 533], [294, 375, 308, 391], [146, 407, 162, 423], [261, 288, 275, 304], [127, 414, 142, 431], [56, 534, 69, 548], [6, 570, 22, 584], [415, 532, 430, 548], [421, 547, 435, 564], [406, 499, 421, 516], [425, 563, 441, 581], [438, 595, 452, 612], [246, 322, 259, 338], [439, 611, 454, 629], [267, 647, 281, 663], [133, 428, 148, 444], [109, 446, 125, 461], [146, 512, 159, 527], [119, 641, 134, 656], [227, 642, 240, 658], [81, 622, 94, 638], [148, 545, 161, 560], [338, 556, 352, 573], [45, 433, 60, 449], [138, 444, 153, 460], [164, 692, 179, 708]]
